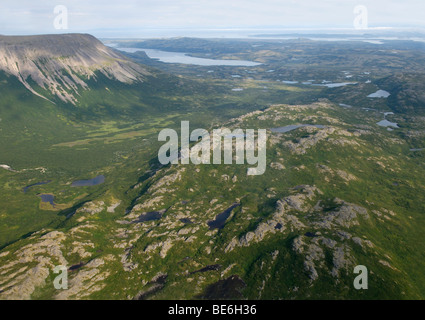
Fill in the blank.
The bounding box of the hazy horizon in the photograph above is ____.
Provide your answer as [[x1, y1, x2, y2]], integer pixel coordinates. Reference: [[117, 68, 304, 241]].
[[1, 1, 425, 38]]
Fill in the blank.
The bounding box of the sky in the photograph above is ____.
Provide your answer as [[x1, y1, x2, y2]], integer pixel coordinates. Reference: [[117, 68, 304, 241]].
[[0, 0, 424, 38]]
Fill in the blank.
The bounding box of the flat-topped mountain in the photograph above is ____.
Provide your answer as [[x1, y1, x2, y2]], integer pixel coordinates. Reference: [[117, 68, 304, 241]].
[[0, 34, 149, 103]]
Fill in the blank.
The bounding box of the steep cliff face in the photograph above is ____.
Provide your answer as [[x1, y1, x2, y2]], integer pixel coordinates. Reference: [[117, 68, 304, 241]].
[[0, 34, 149, 104]]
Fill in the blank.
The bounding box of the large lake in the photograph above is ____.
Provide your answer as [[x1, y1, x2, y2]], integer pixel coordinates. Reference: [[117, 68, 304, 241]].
[[116, 48, 262, 66]]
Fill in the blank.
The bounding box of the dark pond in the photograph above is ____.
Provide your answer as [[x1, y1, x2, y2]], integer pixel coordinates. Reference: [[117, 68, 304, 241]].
[[38, 194, 55, 207], [132, 211, 163, 223], [305, 232, 318, 238], [271, 124, 325, 133], [190, 264, 222, 275], [23, 180, 52, 193], [207, 203, 240, 230], [180, 218, 193, 224], [71, 175, 105, 187], [197, 275, 246, 299], [69, 262, 85, 271]]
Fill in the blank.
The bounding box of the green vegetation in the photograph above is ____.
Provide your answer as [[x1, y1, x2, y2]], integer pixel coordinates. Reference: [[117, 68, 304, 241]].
[[1, 36, 425, 300]]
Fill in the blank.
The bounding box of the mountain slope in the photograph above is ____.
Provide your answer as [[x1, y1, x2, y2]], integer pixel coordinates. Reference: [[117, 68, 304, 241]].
[[0, 34, 150, 104]]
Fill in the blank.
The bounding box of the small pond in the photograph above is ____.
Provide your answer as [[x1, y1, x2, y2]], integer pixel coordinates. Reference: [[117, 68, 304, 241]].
[[71, 175, 105, 187], [38, 194, 55, 207], [208, 203, 240, 230], [271, 124, 325, 133]]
